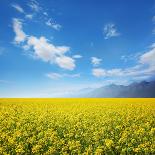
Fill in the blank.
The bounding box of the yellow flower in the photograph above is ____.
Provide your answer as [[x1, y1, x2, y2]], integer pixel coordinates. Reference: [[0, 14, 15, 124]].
[[105, 139, 114, 148], [133, 148, 140, 153]]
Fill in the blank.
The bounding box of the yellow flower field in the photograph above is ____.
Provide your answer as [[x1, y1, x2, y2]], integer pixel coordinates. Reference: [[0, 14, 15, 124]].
[[0, 98, 155, 154]]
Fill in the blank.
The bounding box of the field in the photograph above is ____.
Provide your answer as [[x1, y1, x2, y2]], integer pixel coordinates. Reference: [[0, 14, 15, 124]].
[[0, 98, 155, 155]]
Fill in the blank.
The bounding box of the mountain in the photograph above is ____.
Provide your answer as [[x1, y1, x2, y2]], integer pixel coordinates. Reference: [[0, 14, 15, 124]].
[[85, 80, 155, 98]]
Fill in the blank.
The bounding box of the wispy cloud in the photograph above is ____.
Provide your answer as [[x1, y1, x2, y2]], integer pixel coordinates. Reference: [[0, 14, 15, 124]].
[[140, 45, 155, 67], [103, 23, 120, 39], [46, 72, 80, 79], [12, 18, 76, 70], [28, 0, 41, 12], [46, 73, 62, 79], [46, 18, 62, 31], [121, 52, 141, 62], [92, 44, 155, 81], [12, 18, 27, 44], [11, 2, 35, 20], [25, 14, 33, 20], [43, 12, 48, 16], [91, 57, 102, 66], [11, 3, 24, 13], [73, 55, 82, 59], [92, 68, 106, 77], [12, 1, 61, 32]]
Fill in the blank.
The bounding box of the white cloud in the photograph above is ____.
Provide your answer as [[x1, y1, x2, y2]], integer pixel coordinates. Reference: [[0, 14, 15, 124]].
[[46, 72, 80, 79], [92, 68, 124, 77], [73, 55, 82, 59], [92, 68, 106, 77], [12, 19, 76, 70], [46, 19, 62, 31], [107, 69, 124, 76], [28, 0, 41, 12], [139, 47, 155, 66], [11, 4, 24, 13], [27, 1, 61, 31], [91, 57, 102, 66], [121, 55, 128, 62], [43, 12, 48, 16], [92, 66, 151, 78], [55, 56, 75, 70], [121, 52, 141, 62], [12, 18, 27, 44], [25, 14, 33, 19], [103, 23, 120, 39], [27, 36, 75, 70], [92, 45, 155, 80], [150, 43, 155, 48], [46, 73, 63, 79], [27, 36, 57, 61]]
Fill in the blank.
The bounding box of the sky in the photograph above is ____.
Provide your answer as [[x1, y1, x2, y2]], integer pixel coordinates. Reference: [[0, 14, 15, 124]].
[[0, 0, 155, 97]]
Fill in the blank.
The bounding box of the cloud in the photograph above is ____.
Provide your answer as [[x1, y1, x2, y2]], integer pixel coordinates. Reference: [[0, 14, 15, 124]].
[[121, 52, 141, 62], [46, 19, 62, 31], [139, 47, 155, 67], [92, 66, 154, 79], [150, 43, 155, 48], [93, 68, 124, 77], [43, 12, 48, 16], [55, 56, 75, 70], [92, 68, 126, 78], [25, 14, 33, 19], [11, 3, 24, 13], [46, 73, 62, 79], [28, 0, 41, 12], [103, 23, 120, 39], [92, 68, 106, 77], [73, 55, 82, 59], [92, 45, 155, 80], [46, 72, 80, 79], [12, 18, 76, 70], [11, 3, 34, 20], [12, 18, 27, 44], [91, 57, 102, 66], [27, 36, 75, 70]]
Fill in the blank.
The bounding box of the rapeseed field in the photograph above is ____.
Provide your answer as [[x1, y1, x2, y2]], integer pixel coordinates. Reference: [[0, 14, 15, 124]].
[[0, 98, 155, 154]]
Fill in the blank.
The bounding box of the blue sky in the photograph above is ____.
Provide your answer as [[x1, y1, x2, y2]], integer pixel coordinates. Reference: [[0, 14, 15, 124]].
[[0, 0, 155, 97]]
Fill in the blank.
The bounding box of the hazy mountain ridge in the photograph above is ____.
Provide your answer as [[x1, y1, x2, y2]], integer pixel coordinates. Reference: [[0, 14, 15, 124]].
[[85, 80, 155, 98]]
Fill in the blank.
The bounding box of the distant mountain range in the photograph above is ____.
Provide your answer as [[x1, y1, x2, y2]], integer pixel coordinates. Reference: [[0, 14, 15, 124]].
[[81, 80, 155, 98]]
